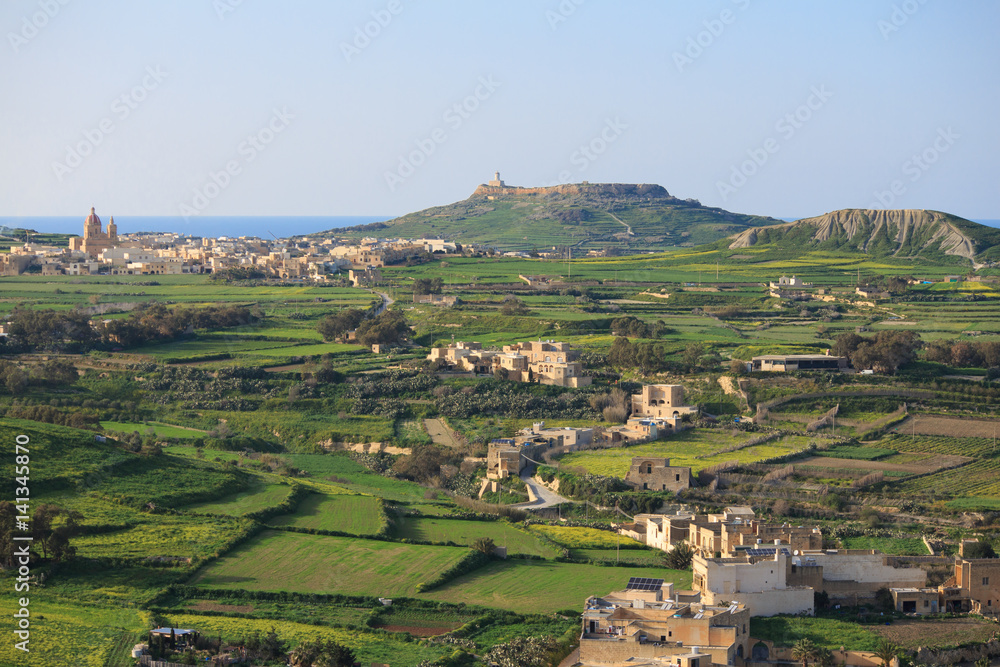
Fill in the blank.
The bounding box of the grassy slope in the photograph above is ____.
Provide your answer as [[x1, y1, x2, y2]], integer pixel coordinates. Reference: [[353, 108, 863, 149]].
[[420, 559, 692, 613], [189, 531, 469, 596], [269, 493, 384, 534]]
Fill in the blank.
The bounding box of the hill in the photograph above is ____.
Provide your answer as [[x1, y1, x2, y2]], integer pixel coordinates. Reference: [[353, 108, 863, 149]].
[[320, 180, 781, 252], [723, 209, 1000, 266]]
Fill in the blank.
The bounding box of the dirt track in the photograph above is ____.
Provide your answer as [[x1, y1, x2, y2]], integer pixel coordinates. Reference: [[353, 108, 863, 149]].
[[423, 418, 461, 448], [797, 453, 971, 474]]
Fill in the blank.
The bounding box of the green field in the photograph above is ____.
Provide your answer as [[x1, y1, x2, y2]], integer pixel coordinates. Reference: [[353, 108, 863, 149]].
[[392, 516, 558, 557], [190, 530, 468, 597], [557, 429, 813, 477], [285, 453, 445, 502], [420, 559, 692, 613], [0, 601, 151, 667], [527, 525, 645, 550], [101, 420, 207, 438], [184, 481, 293, 516], [570, 548, 668, 565], [269, 493, 385, 534], [157, 613, 453, 666], [750, 615, 880, 650], [839, 536, 929, 555]]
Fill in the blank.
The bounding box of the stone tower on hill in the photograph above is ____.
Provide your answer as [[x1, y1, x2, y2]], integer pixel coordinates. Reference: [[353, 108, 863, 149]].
[[69, 207, 119, 258], [488, 171, 505, 187]]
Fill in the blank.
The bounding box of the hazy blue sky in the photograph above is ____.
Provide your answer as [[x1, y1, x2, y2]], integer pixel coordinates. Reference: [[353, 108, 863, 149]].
[[2, 0, 997, 223]]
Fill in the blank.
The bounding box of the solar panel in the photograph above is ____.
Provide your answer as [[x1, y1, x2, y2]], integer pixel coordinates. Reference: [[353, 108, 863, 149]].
[[745, 547, 791, 557], [626, 577, 664, 591], [744, 548, 776, 557]]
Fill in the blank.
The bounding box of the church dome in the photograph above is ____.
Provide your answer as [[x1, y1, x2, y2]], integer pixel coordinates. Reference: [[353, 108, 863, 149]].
[[85, 206, 101, 226]]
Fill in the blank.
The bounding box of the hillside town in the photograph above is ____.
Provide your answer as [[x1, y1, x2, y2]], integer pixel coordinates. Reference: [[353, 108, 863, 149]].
[[0, 207, 461, 278]]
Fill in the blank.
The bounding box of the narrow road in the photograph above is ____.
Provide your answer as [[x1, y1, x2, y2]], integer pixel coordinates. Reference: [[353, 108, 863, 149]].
[[606, 211, 634, 236], [372, 290, 394, 315], [515, 467, 571, 509]]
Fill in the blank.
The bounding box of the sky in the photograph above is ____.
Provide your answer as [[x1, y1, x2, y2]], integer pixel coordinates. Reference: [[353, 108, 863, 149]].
[[2, 0, 998, 226]]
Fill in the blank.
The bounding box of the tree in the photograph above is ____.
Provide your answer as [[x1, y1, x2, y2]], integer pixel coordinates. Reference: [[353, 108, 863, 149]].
[[317, 308, 366, 341], [289, 639, 356, 667], [872, 638, 900, 667], [499, 296, 529, 316], [664, 542, 694, 570], [683, 342, 706, 369], [472, 537, 496, 554], [791, 638, 819, 667], [413, 277, 443, 295], [608, 337, 636, 367], [355, 310, 409, 346]]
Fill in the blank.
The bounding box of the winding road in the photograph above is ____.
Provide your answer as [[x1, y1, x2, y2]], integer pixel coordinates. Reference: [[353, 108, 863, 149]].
[[515, 467, 571, 509], [372, 289, 394, 315]]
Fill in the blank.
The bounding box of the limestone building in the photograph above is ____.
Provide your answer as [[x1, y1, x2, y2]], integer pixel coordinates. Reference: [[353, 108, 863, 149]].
[[579, 578, 751, 666], [624, 457, 694, 492], [69, 207, 119, 258]]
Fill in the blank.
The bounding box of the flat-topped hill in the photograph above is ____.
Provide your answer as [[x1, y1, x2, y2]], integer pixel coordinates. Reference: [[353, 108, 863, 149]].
[[320, 180, 782, 252]]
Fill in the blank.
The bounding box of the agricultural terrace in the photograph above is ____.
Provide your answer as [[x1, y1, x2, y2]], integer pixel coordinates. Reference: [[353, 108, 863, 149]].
[[269, 493, 386, 534], [392, 516, 558, 557], [189, 531, 470, 597], [184, 481, 295, 516], [421, 560, 692, 613], [556, 429, 815, 477], [156, 613, 455, 666]]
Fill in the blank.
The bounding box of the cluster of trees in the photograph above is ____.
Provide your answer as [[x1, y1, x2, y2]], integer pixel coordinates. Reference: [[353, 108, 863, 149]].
[[4, 405, 99, 430], [0, 502, 82, 566], [2, 308, 95, 353], [925, 338, 1000, 370], [499, 296, 530, 316], [97, 302, 261, 348], [209, 266, 267, 281], [435, 382, 599, 420], [608, 337, 668, 373], [610, 315, 671, 339], [831, 330, 922, 374], [412, 277, 444, 295], [2, 303, 262, 354], [0, 359, 78, 395], [317, 308, 409, 346], [317, 308, 366, 341]]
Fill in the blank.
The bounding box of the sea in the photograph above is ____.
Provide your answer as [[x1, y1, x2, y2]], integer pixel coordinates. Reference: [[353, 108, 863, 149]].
[[0, 216, 394, 240]]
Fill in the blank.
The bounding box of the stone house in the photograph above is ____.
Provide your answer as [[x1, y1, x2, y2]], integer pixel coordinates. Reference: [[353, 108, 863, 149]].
[[580, 579, 751, 666], [624, 457, 694, 492]]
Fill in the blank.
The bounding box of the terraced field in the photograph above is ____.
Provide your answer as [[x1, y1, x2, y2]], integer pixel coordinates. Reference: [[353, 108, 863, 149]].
[[893, 458, 1000, 497], [185, 481, 293, 516], [557, 430, 814, 477], [269, 493, 385, 534], [189, 531, 468, 597], [420, 559, 691, 613], [392, 516, 558, 557]]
